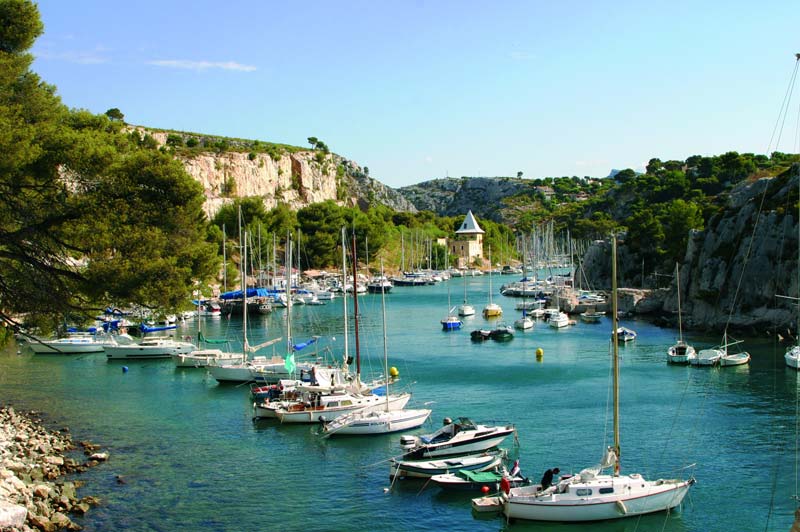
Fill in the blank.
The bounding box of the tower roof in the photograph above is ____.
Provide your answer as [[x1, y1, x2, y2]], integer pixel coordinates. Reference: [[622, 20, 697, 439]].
[[455, 210, 485, 235]]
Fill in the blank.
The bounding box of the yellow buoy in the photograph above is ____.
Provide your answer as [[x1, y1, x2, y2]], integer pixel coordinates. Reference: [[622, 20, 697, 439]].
[[535, 347, 544, 361], [389, 366, 399, 377]]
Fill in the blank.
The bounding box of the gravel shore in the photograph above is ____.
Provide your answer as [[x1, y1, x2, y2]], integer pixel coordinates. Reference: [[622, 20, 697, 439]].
[[0, 406, 106, 531]]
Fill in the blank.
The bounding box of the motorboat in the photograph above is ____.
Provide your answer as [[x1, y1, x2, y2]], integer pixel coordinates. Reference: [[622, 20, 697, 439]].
[[431, 467, 529, 491], [441, 315, 463, 331], [548, 311, 571, 329], [28, 332, 113, 354], [104, 335, 195, 360], [398, 417, 515, 460], [786, 345, 800, 369], [390, 451, 504, 479], [614, 326, 637, 342], [489, 325, 514, 342]]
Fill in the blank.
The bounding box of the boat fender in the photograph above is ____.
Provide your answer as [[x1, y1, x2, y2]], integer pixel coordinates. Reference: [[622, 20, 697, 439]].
[[500, 477, 511, 494], [615, 500, 627, 515]]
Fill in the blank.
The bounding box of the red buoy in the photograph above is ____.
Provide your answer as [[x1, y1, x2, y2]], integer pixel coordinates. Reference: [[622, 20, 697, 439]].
[[481, 485, 490, 494]]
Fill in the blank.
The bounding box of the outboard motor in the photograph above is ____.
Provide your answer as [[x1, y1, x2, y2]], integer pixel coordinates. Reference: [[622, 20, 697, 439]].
[[443, 417, 453, 426], [400, 435, 420, 450]]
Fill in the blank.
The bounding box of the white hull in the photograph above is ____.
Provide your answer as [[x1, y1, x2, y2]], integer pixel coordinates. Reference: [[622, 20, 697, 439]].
[[172, 350, 244, 368], [458, 305, 475, 317], [692, 347, 722, 366], [105, 341, 195, 359], [514, 317, 534, 330], [323, 408, 431, 436], [29, 340, 106, 354], [391, 453, 502, 478], [549, 314, 570, 329], [667, 342, 696, 364], [720, 352, 750, 366], [786, 346, 800, 369], [207, 364, 255, 383], [277, 393, 411, 423], [503, 476, 693, 522]]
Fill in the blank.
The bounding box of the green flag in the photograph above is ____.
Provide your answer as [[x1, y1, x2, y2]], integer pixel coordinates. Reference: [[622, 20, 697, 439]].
[[285, 353, 296, 374]]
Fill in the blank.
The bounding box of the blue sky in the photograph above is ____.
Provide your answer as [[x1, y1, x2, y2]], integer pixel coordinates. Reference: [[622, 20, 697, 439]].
[[31, 0, 798, 188]]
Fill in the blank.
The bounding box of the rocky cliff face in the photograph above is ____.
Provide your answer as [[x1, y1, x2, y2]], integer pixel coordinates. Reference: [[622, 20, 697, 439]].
[[398, 177, 533, 221], [582, 167, 799, 334], [135, 128, 416, 217]]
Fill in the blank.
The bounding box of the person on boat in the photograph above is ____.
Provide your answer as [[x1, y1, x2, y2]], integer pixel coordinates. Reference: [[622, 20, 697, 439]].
[[540, 467, 560, 490]]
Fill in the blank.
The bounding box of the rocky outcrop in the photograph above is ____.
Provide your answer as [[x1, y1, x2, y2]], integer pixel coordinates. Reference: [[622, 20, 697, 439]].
[[581, 167, 799, 335], [129, 127, 416, 217], [398, 177, 533, 221], [0, 406, 105, 531]]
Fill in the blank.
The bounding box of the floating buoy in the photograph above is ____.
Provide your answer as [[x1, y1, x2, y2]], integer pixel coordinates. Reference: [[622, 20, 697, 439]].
[[122, 366, 129, 373], [389, 366, 399, 378], [536, 347, 544, 361], [481, 485, 490, 494]]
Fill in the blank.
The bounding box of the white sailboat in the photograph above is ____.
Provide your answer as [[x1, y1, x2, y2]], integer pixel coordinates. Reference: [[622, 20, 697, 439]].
[[321, 261, 431, 437], [482, 248, 503, 318], [275, 230, 411, 424], [503, 235, 695, 522], [667, 262, 696, 364], [786, 172, 800, 369]]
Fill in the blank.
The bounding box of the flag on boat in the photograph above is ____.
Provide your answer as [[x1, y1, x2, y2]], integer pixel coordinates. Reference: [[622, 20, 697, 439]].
[[292, 337, 317, 351], [285, 353, 296, 374], [510, 459, 521, 477]]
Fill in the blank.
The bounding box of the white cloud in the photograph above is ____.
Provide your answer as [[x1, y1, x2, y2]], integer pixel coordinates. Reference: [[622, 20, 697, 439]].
[[147, 59, 257, 72]]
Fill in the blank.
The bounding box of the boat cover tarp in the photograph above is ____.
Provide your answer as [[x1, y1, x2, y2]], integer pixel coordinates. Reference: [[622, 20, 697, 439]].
[[458, 470, 501, 482], [292, 337, 317, 351], [219, 288, 276, 300], [198, 331, 229, 345]]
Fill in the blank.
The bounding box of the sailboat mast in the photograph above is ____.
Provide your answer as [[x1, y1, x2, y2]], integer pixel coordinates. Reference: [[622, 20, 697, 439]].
[[352, 233, 361, 377], [611, 234, 620, 475], [380, 259, 389, 411], [676, 263, 683, 343], [222, 224, 227, 293], [286, 234, 292, 358], [341, 228, 349, 365], [242, 231, 248, 355]]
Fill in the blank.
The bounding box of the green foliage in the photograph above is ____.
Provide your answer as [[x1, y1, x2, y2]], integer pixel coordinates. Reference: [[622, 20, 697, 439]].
[[185, 137, 199, 148], [105, 107, 124, 122], [0, 2, 219, 327], [166, 133, 183, 147]]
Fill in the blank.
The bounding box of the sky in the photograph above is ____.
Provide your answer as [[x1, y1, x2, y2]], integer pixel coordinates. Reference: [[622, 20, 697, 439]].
[[30, 0, 799, 188]]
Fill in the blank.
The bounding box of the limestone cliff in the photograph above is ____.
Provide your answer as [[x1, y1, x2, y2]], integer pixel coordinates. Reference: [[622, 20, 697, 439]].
[[398, 177, 534, 221], [581, 166, 799, 334], [132, 128, 416, 217]]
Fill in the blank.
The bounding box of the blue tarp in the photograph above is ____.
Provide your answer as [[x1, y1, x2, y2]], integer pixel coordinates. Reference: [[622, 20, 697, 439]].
[[219, 288, 278, 300], [292, 337, 317, 352]]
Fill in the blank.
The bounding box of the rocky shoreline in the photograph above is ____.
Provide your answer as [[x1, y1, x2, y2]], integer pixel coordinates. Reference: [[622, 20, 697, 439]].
[[0, 406, 107, 531]]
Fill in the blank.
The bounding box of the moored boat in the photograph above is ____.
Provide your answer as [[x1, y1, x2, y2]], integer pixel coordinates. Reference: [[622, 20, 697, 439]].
[[398, 417, 515, 460], [390, 451, 504, 479], [104, 335, 195, 360]]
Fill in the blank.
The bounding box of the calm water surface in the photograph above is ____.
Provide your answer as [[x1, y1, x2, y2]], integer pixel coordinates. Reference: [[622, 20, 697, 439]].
[[1, 275, 797, 531]]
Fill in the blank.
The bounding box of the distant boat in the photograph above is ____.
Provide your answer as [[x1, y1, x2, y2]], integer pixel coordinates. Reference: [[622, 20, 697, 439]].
[[104, 335, 195, 360], [489, 324, 514, 342], [483, 252, 503, 318], [691, 332, 750, 367], [579, 309, 604, 323], [28, 332, 113, 355], [667, 263, 696, 364], [614, 326, 637, 343], [441, 278, 463, 331]]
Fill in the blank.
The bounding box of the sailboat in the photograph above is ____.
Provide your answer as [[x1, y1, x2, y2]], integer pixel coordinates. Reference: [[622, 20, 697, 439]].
[[502, 235, 694, 522], [208, 234, 309, 384], [320, 261, 432, 436], [441, 276, 463, 331], [786, 173, 800, 369], [667, 263, 697, 364], [514, 241, 534, 330], [692, 331, 751, 367], [482, 248, 503, 318], [457, 255, 475, 316], [274, 231, 411, 424]]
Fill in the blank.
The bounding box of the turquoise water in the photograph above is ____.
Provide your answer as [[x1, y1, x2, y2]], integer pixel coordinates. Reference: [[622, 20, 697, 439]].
[[1, 275, 797, 531]]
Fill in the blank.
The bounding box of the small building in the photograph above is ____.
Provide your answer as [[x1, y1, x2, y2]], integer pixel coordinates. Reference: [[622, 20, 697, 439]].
[[449, 210, 484, 268]]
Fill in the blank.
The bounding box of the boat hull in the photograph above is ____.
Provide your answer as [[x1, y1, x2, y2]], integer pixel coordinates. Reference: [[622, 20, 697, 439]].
[[390, 453, 502, 479], [402, 427, 515, 460], [503, 479, 693, 522], [105, 343, 194, 359], [324, 408, 431, 436], [277, 393, 411, 424]]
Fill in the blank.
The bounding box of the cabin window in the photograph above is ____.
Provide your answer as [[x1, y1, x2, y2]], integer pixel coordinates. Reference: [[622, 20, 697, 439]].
[[575, 488, 592, 496], [341, 400, 352, 406], [599, 487, 614, 494]]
